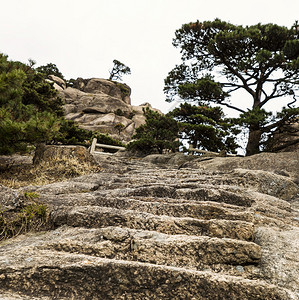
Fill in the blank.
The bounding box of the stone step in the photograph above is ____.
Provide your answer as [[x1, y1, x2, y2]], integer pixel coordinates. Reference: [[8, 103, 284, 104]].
[[41, 192, 254, 222], [123, 185, 254, 207], [51, 206, 255, 241], [91, 196, 254, 222], [0, 250, 290, 300], [37, 226, 261, 269]]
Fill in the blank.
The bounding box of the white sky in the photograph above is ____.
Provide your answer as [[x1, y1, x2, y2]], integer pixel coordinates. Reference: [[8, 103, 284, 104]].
[[1, 0, 298, 114]]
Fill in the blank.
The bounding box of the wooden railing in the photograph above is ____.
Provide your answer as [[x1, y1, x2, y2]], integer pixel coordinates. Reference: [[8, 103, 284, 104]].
[[89, 138, 239, 157], [89, 138, 126, 154]]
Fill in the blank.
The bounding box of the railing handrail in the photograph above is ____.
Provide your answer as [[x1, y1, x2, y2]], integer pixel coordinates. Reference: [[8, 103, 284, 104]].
[[89, 138, 126, 154]]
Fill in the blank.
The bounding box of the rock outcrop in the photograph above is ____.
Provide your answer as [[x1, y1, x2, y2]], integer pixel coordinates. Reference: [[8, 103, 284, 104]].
[[0, 150, 298, 299], [49, 76, 161, 143]]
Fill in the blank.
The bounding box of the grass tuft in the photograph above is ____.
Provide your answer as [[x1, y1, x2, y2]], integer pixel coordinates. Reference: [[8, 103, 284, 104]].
[[0, 192, 49, 241]]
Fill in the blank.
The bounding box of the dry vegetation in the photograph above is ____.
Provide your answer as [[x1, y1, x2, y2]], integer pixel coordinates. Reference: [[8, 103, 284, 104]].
[[0, 155, 101, 240], [0, 191, 49, 241], [0, 155, 101, 189]]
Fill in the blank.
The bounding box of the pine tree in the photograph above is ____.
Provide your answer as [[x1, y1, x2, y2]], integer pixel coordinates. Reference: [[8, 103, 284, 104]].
[[165, 20, 299, 155], [127, 108, 179, 154], [169, 103, 239, 153], [0, 54, 63, 154], [109, 60, 131, 81]]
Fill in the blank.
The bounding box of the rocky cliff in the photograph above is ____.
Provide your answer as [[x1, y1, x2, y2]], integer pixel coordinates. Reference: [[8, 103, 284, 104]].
[[49, 75, 161, 143], [0, 150, 298, 299]]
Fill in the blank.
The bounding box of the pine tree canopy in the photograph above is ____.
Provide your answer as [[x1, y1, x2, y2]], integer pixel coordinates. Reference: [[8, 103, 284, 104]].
[[0, 54, 64, 154], [164, 19, 299, 155]]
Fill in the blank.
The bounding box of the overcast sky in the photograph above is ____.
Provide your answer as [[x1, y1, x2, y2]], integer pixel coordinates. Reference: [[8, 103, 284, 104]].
[[1, 0, 298, 114]]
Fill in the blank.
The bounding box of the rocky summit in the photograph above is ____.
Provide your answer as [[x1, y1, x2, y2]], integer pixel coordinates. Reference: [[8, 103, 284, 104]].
[[0, 150, 298, 299], [48, 76, 162, 143]]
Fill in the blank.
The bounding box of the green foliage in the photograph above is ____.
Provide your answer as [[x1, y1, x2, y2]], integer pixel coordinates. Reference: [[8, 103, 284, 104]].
[[109, 59, 131, 81], [93, 132, 125, 147], [52, 119, 124, 148], [35, 63, 65, 80], [114, 123, 125, 135], [115, 108, 125, 116], [0, 53, 63, 154], [54, 119, 93, 146], [0, 193, 48, 241], [127, 108, 179, 154], [23, 191, 40, 201], [237, 108, 273, 128], [66, 78, 76, 88], [22, 72, 64, 116], [114, 108, 135, 119], [169, 103, 239, 153], [0, 53, 130, 155], [177, 75, 229, 102], [115, 82, 131, 97], [165, 19, 299, 155]]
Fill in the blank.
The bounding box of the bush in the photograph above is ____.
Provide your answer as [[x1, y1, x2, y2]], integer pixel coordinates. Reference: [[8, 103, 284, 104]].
[[127, 108, 179, 155]]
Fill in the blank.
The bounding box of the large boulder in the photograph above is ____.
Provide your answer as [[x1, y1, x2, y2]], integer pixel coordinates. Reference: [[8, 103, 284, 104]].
[[48, 75, 66, 89], [181, 151, 299, 181], [74, 78, 131, 105], [56, 77, 162, 143]]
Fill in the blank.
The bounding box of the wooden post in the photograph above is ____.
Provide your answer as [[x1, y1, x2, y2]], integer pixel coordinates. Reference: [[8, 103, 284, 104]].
[[90, 138, 97, 154], [95, 143, 126, 151], [89, 138, 126, 155]]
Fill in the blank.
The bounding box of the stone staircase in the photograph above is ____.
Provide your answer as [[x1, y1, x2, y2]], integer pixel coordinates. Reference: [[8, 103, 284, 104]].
[[0, 154, 298, 299]]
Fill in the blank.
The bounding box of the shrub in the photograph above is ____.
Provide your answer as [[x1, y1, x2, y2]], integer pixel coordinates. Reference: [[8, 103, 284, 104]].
[[127, 108, 179, 155]]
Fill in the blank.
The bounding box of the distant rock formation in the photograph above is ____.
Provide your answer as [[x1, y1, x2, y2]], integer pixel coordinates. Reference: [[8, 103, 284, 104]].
[[48, 76, 162, 143]]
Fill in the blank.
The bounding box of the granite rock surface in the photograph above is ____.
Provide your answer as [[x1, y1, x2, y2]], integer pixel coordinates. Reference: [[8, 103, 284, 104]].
[[0, 151, 298, 299]]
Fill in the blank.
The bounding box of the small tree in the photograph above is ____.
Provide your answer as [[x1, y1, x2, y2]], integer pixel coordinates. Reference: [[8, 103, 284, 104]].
[[169, 103, 239, 153], [109, 59, 131, 81], [36, 63, 65, 80], [127, 108, 179, 155], [164, 19, 299, 155]]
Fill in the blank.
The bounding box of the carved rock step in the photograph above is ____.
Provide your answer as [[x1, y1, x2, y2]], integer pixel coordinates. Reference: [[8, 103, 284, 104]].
[[38, 183, 254, 207], [31, 226, 261, 268], [89, 196, 255, 222], [0, 249, 290, 300], [122, 185, 254, 207], [51, 206, 255, 241], [40, 190, 254, 222]]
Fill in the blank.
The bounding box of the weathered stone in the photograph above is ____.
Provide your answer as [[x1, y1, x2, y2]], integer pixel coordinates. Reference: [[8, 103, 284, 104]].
[[33, 144, 96, 165], [182, 151, 299, 181], [0, 185, 25, 212], [0, 151, 298, 299], [142, 153, 197, 166], [0, 155, 32, 170], [48, 75, 66, 89], [59, 78, 162, 143]]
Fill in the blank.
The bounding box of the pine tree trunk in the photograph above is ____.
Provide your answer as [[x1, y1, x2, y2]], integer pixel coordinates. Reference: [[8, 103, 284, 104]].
[[246, 126, 262, 156]]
